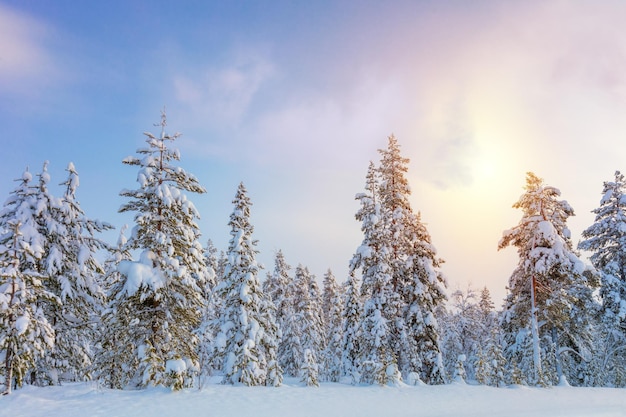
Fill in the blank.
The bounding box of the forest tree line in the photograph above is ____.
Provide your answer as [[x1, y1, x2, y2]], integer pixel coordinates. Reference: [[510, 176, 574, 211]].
[[1, 112, 625, 394]]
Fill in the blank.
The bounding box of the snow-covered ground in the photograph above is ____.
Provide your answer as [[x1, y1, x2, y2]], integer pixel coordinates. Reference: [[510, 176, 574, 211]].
[[2, 379, 625, 417]]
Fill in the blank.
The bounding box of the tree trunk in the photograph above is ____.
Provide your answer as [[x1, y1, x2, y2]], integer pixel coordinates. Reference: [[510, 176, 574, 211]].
[[552, 326, 566, 386], [4, 344, 13, 395], [530, 275, 543, 384]]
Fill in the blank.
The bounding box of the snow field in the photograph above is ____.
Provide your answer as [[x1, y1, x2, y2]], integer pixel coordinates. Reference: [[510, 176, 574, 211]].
[[2, 379, 625, 417]]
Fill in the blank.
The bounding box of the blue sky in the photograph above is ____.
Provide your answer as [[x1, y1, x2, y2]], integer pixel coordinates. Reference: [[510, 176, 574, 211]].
[[3, 1, 626, 304]]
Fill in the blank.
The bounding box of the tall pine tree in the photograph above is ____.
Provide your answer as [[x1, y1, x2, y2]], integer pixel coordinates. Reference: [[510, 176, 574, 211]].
[[499, 172, 597, 386]]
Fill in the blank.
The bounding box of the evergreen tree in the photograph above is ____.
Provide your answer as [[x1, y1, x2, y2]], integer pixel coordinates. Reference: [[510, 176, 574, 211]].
[[293, 265, 324, 384], [263, 251, 298, 378], [341, 273, 362, 383], [350, 161, 398, 385], [579, 171, 626, 386], [499, 172, 597, 386], [35, 162, 112, 385], [300, 348, 319, 387], [106, 112, 207, 389], [474, 327, 507, 387], [263, 250, 292, 346], [321, 269, 344, 382], [452, 354, 467, 384], [93, 226, 133, 389], [440, 286, 483, 382], [212, 183, 281, 386], [351, 136, 447, 384], [278, 289, 301, 377], [478, 286, 497, 339], [0, 169, 56, 394], [196, 239, 219, 386]]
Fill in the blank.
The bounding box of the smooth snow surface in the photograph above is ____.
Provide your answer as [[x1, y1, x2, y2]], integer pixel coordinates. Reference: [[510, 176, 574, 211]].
[[2, 379, 625, 417]]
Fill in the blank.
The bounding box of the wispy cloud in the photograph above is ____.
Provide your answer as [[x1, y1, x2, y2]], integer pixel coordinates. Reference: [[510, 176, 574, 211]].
[[0, 4, 59, 95], [173, 47, 275, 128]]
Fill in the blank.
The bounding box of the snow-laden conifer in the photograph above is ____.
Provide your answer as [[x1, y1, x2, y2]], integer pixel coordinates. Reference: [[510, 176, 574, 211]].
[[499, 172, 598, 386], [93, 226, 133, 389], [196, 239, 219, 385], [350, 161, 398, 385], [341, 273, 362, 383], [33, 162, 112, 385], [293, 265, 325, 384], [0, 169, 56, 394], [376, 137, 447, 383], [321, 269, 344, 382], [212, 183, 281, 386], [263, 251, 292, 340], [107, 112, 208, 389], [351, 136, 447, 384], [579, 171, 626, 386]]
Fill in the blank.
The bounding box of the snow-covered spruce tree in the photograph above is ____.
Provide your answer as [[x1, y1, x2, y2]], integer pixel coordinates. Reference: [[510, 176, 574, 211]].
[[0, 169, 56, 394], [440, 286, 484, 382], [478, 286, 498, 341], [321, 269, 344, 382], [263, 251, 292, 341], [212, 183, 281, 386], [301, 348, 319, 387], [350, 161, 399, 385], [474, 327, 507, 387], [34, 162, 112, 385], [579, 171, 626, 386], [379, 136, 447, 384], [293, 265, 324, 386], [93, 225, 133, 389], [351, 136, 447, 384], [499, 172, 598, 386], [341, 273, 362, 383], [278, 288, 301, 377], [263, 250, 297, 380], [108, 112, 208, 389], [196, 239, 218, 385]]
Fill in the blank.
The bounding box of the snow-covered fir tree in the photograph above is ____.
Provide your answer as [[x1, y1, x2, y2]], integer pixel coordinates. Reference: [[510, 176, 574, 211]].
[[278, 293, 301, 377], [293, 265, 325, 385], [263, 250, 296, 380], [321, 269, 344, 382], [34, 162, 112, 385], [301, 348, 319, 387], [499, 172, 598, 386], [0, 169, 56, 394], [452, 354, 467, 384], [263, 251, 292, 339], [579, 171, 626, 386], [351, 136, 447, 384], [212, 183, 281, 386], [93, 226, 133, 389], [341, 273, 362, 383], [478, 286, 498, 341], [474, 327, 507, 387], [380, 136, 447, 384], [105, 112, 208, 389], [440, 286, 484, 382], [350, 160, 398, 385], [196, 239, 219, 386]]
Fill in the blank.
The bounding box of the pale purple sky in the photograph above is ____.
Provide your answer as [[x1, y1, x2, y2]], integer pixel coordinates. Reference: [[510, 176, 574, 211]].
[[2, 1, 626, 305]]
